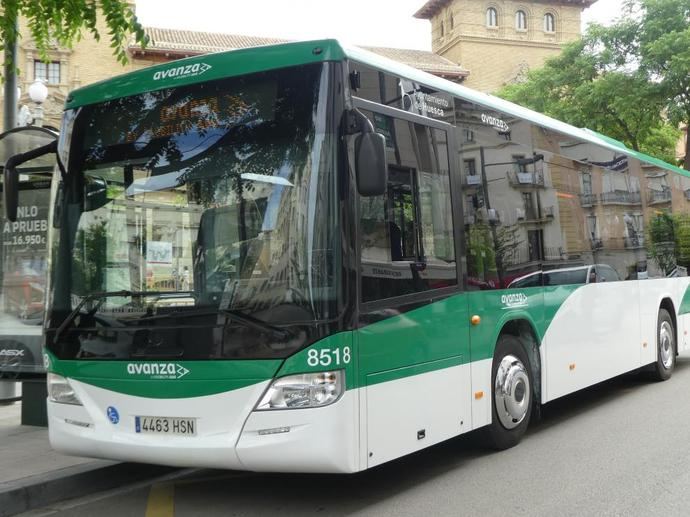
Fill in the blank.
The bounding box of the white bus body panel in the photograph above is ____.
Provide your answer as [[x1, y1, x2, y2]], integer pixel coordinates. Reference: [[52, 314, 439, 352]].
[[364, 362, 472, 468], [542, 278, 690, 403], [49, 379, 360, 473], [236, 390, 359, 473]]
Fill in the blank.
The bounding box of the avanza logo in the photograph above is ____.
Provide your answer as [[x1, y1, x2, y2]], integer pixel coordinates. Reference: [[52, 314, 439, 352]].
[[126, 363, 190, 380], [481, 113, 510, 133], [501, 293, 528, 309], [153, 63, 212, 81]]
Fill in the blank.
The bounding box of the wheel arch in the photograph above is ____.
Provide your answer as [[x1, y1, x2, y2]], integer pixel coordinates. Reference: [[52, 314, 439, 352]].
[[497, 318, 542, 410], [659, 297, 677, 355]]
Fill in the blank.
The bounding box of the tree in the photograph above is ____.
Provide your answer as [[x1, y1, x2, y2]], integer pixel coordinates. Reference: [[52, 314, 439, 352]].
[[1, 0, 148, 67], [647, 212, 677, 274], [647, 212, 690, 274], [497, 0, 687, 169]]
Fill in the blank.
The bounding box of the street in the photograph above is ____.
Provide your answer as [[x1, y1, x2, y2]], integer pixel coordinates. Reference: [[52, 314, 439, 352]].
[[20, 356, 690, 517]]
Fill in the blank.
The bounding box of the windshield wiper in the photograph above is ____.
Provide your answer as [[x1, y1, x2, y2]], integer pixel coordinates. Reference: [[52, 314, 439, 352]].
[[52, 290, 192, 344], [136, 307, 295, 341]]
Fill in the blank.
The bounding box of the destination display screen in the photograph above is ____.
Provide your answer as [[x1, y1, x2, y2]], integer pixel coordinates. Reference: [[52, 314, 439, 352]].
[[81, 76, 278, 157]]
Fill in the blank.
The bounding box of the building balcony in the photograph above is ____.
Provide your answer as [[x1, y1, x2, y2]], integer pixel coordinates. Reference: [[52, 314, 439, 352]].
[[647, 188, 672, 205], [516, 206, 554, 224], [502, 245, 542, 267], [594, 236, 645, 250], [599, 190, 641, 205], [580, 193, 597, 207], [625, 234, 645, 249], [463, 174, 482, 189], [507, 170, 545, 188]]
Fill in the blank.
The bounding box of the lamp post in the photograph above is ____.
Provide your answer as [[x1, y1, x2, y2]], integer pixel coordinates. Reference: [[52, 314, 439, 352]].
[[27, 79, 49, 127]]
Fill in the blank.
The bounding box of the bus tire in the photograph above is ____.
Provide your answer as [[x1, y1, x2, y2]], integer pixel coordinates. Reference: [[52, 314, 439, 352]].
[[652, 308, 675, 381], [483, 334, 533, 450]]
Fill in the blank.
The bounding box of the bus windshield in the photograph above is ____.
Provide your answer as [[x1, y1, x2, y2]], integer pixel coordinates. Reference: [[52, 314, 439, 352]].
[[48, 62, 339, 360]]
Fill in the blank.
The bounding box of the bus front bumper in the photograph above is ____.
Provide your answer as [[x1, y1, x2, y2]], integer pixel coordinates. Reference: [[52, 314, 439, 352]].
[[47, 379, 359, 473]]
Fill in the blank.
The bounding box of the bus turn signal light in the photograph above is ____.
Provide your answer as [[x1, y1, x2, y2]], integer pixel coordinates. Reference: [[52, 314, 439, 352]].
[[471, 315, 481, 326], [474, 391, 484, 400], [569, 363, 576, 371]]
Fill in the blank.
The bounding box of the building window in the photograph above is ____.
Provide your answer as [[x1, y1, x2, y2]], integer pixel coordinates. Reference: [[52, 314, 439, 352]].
[[486, 7, 498, 28], [515, 10, 527, 30], [440, 20, 445, 36], [449, 12, 454, 30], [544, 13, 555, 32], [464, 158, 477, 176], [34, 60, 60, 84]]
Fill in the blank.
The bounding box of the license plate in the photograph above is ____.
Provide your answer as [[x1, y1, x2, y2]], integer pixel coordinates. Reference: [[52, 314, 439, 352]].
[[135, 416, 196, 436]]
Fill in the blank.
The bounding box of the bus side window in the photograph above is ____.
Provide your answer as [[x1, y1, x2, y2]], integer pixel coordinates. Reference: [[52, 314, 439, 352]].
[[359, 113, 456, 303]]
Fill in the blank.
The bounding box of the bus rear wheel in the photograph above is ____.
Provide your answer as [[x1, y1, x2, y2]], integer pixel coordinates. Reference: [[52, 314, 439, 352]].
[[651, 308, 675, 381], [483, 334, 533, 450]]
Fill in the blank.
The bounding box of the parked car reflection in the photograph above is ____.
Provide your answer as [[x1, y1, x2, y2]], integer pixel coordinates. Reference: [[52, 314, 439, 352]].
[[508, 264, 621, 288]]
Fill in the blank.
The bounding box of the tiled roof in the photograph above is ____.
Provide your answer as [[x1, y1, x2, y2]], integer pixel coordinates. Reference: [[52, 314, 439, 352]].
[[139, 27, 288, 54], [132, 27, 468, 80], [363, 46, 467, 78], [414, 0, 597, 19]]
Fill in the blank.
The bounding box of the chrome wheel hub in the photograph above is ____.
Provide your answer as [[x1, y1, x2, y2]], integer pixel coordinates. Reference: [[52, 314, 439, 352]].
[[659, 320, 674, 370], [494, 354, 530, 430]]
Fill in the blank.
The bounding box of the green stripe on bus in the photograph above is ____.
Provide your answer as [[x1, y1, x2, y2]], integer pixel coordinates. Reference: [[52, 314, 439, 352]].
[[679, 285, 690, 315], [46, 284, 580, 398], [66, 40, 346, 109], [48, 353, 282, 399], [365, 355, 464, 386]]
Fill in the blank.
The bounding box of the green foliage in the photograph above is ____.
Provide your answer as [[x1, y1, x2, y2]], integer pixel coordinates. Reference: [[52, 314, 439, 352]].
[[497, 0, 690, 169], [675, 214, 690, 267], [647, 212, 676, 274], [1, 0, 149, 67], [466, 223, 522, 287], [639, 124, 682, 165], [647, 212, 690, 274], [73, 219, 107, 294], [467, 223, 496, 279]]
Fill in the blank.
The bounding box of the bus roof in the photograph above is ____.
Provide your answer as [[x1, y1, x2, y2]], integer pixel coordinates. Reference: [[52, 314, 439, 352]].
[[66, 38, 688, 178]]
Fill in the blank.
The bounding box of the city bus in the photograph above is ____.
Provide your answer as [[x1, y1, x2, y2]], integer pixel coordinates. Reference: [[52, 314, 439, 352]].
[[5, 39, 690, 473]]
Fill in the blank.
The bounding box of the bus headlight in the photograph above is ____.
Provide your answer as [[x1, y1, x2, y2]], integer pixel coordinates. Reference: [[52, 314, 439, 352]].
[[47, 373, 83, 405], [256, 371, 344, 410]]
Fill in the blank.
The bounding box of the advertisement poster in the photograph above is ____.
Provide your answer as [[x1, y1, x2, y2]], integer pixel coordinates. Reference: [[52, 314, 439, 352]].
[[0, 181, 51, 378]]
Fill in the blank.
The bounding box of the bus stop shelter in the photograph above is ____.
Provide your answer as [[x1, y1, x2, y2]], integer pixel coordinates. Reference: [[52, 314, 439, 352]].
[[0, 126, 58, 425]]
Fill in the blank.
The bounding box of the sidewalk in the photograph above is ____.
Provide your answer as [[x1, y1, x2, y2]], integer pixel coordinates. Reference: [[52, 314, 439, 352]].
[[0, 402, 108, 484], [0, 401, 175, 517]]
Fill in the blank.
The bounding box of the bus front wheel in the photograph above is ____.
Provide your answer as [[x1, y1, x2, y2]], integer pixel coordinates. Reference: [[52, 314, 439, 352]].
[[651, 308, 675, 381], [483, 334, 533, 450]]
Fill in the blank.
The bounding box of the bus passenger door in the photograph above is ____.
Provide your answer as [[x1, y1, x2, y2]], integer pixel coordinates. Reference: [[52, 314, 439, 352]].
[[352, 101, 471, 468]]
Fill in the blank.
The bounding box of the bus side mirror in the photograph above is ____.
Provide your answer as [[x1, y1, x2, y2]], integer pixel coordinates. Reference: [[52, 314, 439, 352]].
[[355, 129, 387, 197], [3, 161, 19, 222], [84, 177, 108, 212]]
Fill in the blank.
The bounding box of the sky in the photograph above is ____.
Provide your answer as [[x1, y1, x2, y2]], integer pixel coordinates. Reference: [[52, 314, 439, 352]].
[[135, 0, 627, 52]]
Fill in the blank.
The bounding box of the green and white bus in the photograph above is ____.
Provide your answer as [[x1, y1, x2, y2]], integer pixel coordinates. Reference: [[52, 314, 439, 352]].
[[6, 39, 690, 472]]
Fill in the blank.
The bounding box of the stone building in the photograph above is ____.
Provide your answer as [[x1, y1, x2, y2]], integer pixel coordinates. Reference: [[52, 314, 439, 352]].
[[414, 0, 596, 92]]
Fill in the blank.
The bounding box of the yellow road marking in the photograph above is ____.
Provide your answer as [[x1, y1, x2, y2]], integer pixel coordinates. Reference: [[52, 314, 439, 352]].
[[145, 483, 175, 517]]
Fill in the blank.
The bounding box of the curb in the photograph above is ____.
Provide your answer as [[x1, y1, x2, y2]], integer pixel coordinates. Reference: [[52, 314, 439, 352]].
[[0, 462, 178, 517]]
